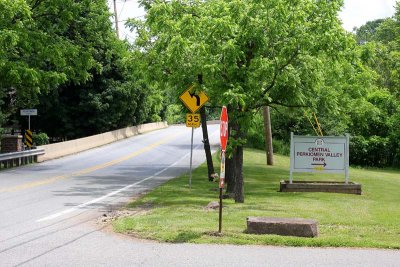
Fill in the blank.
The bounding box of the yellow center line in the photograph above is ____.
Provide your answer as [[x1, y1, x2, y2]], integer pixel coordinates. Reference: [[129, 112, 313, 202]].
[[0, 133, 182, 193]]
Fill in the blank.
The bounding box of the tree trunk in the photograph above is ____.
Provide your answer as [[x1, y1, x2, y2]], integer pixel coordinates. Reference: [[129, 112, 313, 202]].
[[230, 119, 244, 203], [198, 74, 214, 181], [263, 106, 274, 166], [225, 121, 235, 194], [200, 106, 214, 181], [234, 144, 244, 203]]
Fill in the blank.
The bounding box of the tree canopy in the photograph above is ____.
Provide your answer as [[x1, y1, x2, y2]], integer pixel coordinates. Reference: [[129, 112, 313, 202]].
[[130, 0, 351, 201], [0, 0, 161, 138]]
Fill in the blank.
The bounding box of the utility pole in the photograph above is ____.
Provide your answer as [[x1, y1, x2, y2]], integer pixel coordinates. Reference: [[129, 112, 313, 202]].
[[263, 106, 274, 165], [113, 0, 119, 38]]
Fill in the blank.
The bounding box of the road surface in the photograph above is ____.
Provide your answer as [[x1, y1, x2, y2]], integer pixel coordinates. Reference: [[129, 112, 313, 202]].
[[0, 125, 399, 266]]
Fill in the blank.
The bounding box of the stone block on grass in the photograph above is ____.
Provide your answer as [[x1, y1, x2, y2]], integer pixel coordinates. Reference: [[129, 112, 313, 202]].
[[246, 217, 318, 238]]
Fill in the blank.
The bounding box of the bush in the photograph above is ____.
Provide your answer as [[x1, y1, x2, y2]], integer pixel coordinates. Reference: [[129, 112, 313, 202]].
[[350, 135, 391, 167], [33, 132, 49, 146], [165, 104, 185, 125], [245, 111, 290, 156], [245, 112, 265, 150], [272, 139, 290, 156]]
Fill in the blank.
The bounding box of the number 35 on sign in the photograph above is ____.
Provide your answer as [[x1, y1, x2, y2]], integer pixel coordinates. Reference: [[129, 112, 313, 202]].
[[186, 113, 201, 128]]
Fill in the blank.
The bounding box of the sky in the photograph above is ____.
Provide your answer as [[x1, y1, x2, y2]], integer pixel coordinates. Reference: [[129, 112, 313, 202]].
[[107, 0, 398, 40]]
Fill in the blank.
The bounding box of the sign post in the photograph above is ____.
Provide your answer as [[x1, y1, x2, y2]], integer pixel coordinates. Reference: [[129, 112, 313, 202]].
[[219, 106, 228, 233], [20, 109, 37, 149], [20, 109, 37, 131], [179, 84, 209, 188], [186, 114, 201, 188]]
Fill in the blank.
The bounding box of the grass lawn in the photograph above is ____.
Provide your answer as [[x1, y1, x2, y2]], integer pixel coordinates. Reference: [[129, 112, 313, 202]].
[[113, 149, 400, 249]]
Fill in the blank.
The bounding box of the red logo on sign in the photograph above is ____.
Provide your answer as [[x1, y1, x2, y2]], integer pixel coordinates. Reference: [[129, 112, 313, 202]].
[[220, 106, 228, 151]]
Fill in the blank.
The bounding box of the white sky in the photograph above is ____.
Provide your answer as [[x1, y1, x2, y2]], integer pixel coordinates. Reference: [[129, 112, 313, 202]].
[[340, 0, 397, 31], [107, 0, 398, 40]]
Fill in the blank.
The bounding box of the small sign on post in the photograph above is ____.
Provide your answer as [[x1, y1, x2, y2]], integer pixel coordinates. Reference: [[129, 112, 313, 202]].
[[179, 84, 209, 189], [20, 109, 38, 116], [186, 113, 201, 128], [20, 109, 38, 131], [218, 106, 228, 233]]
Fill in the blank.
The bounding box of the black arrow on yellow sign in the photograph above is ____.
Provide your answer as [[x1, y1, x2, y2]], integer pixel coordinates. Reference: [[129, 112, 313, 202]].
[[179, 85, 209, 113]]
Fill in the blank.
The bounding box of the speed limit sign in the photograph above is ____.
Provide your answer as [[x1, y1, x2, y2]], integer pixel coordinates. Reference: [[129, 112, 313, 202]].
[[186, 113, 201, 128]]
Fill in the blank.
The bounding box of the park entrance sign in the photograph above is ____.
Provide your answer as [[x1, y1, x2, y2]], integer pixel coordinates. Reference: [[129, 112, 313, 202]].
[[290, 133, 350, 184]]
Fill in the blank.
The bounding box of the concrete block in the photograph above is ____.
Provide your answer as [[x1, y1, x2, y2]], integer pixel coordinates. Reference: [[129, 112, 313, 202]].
[[247, 217, 318, 237], [280, 180, 362, 195]]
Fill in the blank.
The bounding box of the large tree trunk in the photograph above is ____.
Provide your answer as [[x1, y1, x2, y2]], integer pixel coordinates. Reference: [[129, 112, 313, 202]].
[[263, 106, 274, 166], [234, 144, 244, 203], [230, 119, 244, 203], [225, 121, 235, 194], [200, 106, 215, 181]]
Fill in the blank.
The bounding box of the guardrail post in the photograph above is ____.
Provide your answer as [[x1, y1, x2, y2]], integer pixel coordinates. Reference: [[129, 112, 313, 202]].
[[0, 149, 45, 169]]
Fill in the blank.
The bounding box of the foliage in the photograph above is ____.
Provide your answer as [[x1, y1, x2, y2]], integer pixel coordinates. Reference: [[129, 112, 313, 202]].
[[265, 5, 400, 167], [272, 139, 290, 156], [165, 104, 185, 125], [131, 0, 350, 201], [245, 111, 264, 150], [32, 132, 49, 146], [353, 19, 384, 44], [0, 0, 161, 139]]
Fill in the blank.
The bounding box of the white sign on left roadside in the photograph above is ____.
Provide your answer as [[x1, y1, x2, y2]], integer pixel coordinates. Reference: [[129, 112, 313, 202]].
[[20, 109, 38, 116]]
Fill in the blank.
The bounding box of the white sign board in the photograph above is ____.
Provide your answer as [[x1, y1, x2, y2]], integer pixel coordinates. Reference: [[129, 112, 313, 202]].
[[290, 133, 350, 184], [20, 109, 38, 116]]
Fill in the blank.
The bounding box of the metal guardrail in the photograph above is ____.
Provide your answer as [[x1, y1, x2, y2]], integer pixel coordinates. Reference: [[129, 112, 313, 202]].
[[0, 149, 45, 169]]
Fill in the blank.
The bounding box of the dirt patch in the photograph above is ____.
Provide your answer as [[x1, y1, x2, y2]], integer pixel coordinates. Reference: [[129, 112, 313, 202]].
[[96, 201, 155, 225], [95, 200, 158, 243]]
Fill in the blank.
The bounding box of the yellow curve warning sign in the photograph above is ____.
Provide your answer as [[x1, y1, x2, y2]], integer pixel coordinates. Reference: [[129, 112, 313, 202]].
[[179, 85, 209, 113]]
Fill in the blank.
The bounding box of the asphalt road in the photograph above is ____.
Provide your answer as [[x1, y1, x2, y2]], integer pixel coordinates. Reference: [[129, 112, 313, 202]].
[[0, 125, 399, 267]]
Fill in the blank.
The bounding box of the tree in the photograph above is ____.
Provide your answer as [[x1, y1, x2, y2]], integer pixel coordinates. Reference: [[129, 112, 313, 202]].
[[0, 0, 106, 131], [131, 0, 350, 202], [0, 0, 159, 137], [353, 19, 384, 44]]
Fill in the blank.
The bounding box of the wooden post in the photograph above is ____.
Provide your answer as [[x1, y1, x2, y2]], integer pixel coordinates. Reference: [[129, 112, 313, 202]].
[[263, 106, 274, 165]]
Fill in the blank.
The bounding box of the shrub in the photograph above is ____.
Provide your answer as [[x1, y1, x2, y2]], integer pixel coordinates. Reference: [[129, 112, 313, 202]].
[[272, 139, 290, 156], [165, 104, 185, 125], [33, 132, 49, 146], [350, 135, 391, 167]]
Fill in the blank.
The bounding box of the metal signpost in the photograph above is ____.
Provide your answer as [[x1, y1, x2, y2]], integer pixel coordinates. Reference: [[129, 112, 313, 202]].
[[219, 106, 228, 233], [20, 109, 37, 130], [179, 85, 209, 188], [20, 109, 38, 149], [289, 133, 350, 184], [186, 114, 201, 188]]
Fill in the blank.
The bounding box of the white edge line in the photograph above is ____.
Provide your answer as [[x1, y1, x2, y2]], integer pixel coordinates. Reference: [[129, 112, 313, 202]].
[[35, 129, 218, 223]]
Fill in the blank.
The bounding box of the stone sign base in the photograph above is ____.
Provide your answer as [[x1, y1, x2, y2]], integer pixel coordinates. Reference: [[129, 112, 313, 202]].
[[1, 135, 23, 153], [280, 180, 362, 195], [247, 217, 318, 237]]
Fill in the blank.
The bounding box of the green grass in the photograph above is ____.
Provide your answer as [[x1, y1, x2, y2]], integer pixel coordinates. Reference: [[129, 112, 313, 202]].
[[113, 149, 400, 249]]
